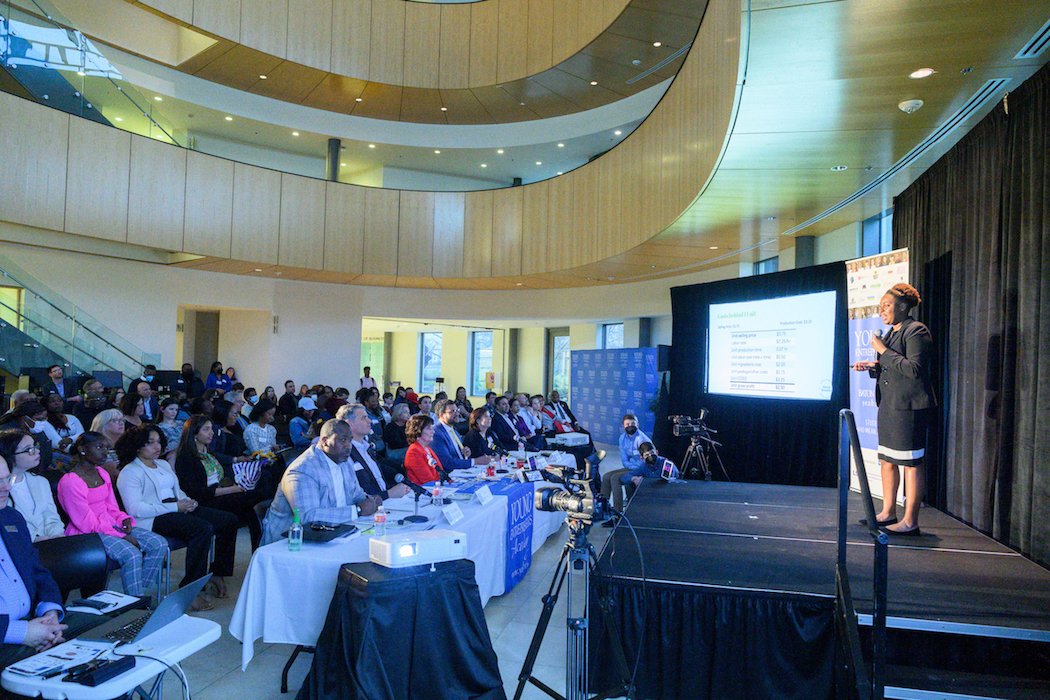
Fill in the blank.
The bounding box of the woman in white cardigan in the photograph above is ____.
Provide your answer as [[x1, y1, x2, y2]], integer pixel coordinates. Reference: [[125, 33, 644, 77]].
[[0, 429, 64, 541], [116, 425, 239, 604]]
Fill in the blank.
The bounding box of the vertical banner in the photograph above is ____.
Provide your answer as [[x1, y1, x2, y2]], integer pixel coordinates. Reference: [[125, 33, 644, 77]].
[[570, 348, 659, 445], [503, 481, 535, 591], [846, 249, 909, 502]]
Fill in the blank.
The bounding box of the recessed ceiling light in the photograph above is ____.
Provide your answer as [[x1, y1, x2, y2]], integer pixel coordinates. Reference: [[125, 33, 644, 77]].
[[831, 165, 848, 171], [254, 268, 263, 272], [556, 171, 563, 175], [480, 163, 487, 168], [709, 246, 719, 250], [519, 102, 526, 106], [340, 162, 346, 167], [355, 97, 362, 102], [496, 149, 504, 154], [440, 106, 448, 112], [368, 143, 376, 149], [557, 143, 565, 148], [77, 70, 85, 76], [766, 216, 776, 221], [909, 68, 936, 79], [632, 59, 641, 66], [434, 150, 441, 154], [614, 130, 623, 136], [653, 41, 662, 47], [153, 96, 162, 102], [515, 282, 523, 287], [535, 161, 542, 165], [292, 131, 300, 136], [258, 74, 267, 80], [224, 115, 233, 121], [590, 81, 598, 86], [114, 117, 123, 122]]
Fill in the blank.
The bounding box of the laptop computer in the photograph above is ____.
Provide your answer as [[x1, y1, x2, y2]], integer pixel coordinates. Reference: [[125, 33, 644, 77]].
[[81, 574, 211, 646]]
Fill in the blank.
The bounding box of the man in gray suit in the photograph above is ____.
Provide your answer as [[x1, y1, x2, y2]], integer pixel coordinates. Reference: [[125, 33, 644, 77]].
[[261, 419, 381, 545]]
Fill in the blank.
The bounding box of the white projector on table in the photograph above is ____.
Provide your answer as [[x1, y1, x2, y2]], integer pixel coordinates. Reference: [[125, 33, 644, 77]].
[[369, 529, 468, 568], [549, 431, 589, 447]]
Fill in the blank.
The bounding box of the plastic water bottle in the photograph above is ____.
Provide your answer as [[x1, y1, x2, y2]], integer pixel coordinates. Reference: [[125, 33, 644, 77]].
[[374, 504, 388, 536], [288, 508, 303, 552], [432, 486, 442, 507]]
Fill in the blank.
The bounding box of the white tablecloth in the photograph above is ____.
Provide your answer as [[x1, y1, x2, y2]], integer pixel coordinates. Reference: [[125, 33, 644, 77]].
[[230, 470, 568, 670]]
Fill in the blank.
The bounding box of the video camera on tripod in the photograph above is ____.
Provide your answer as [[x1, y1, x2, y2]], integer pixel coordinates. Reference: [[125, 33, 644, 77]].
[[669, 408, 730, 481], [534, 463, 610, 524]]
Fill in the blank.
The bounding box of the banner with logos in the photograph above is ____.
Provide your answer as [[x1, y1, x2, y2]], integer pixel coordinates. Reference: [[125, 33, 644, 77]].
[[570, 348, 659, 445], [500, 480, 535, 591], [846, 248, 909, 502]]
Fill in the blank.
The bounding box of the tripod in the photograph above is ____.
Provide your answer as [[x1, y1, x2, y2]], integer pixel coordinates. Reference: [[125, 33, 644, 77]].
[[680, 429, 729, 481], [514, 517, 633, 700]]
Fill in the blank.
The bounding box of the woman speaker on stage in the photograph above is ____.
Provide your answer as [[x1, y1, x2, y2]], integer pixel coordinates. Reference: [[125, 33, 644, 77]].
[[853, 283, 936, 536]]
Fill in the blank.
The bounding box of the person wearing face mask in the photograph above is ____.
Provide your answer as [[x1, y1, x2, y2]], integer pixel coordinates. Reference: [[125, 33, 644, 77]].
[[619, 442, 677, 503], [0, 402, 56, 475], [175, 363, 205, 400], [600, 415, 652, 519]]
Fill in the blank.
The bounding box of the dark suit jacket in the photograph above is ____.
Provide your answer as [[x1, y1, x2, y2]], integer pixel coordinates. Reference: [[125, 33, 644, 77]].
[[431, 424, 472, 472], [872, 317, 937, 410], [0, 507, 62, 641], [463, 429, 500, 458], [550, 401, 578, 425], [490, 413, 522, 452], [174, 375, 205, 399], [349, 445, 385, 498]]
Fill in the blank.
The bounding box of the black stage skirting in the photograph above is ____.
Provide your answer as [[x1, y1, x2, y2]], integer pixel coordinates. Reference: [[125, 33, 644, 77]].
[[589, 480, 1050, 699]]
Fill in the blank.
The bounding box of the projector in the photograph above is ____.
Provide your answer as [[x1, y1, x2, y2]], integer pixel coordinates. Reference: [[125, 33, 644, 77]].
[[369, 529, 468, 568]]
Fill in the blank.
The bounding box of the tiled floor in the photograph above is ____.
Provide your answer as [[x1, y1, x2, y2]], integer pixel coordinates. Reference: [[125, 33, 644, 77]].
[[138, 449, 624, 699]]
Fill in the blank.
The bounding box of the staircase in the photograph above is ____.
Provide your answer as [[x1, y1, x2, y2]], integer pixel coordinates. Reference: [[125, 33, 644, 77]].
[[0, 251, 157, 390]]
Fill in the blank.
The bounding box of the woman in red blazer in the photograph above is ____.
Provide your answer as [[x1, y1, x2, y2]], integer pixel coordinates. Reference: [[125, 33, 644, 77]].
[[403, 414, 446, 485]]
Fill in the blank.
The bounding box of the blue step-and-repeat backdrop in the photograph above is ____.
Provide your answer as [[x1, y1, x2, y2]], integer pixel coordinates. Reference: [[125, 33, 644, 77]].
[[570, 348, 659, 445]]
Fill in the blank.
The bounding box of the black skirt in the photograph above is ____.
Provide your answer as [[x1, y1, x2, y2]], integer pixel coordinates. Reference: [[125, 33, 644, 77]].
[[877, 407, 929, 466]]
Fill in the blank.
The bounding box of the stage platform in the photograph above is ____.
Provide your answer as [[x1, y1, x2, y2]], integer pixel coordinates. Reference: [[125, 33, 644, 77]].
[[590, 480, 1050, 699]]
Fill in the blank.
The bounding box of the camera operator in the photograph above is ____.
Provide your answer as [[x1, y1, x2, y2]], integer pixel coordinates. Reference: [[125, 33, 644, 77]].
[[623, 442, 677, 500]]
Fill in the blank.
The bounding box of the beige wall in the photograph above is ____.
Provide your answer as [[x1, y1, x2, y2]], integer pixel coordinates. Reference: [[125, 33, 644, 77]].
[[516, 327, 546, 394], [217, 310, 272, 390]]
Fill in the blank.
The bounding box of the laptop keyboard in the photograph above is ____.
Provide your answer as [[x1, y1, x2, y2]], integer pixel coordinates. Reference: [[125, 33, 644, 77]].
[[104, 611, 153, 643]]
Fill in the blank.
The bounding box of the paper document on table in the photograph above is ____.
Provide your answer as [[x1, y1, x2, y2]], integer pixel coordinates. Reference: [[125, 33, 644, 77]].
[[382, 494, 424, 512], [66, 589, 140, 615], [6, 640, 113, 677]]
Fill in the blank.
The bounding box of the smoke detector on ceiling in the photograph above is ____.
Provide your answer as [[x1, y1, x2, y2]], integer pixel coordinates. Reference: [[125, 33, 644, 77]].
[[898, 99, 925, 114]]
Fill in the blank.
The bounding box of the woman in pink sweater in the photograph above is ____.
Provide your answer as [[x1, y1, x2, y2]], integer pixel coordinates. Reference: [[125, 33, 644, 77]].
[[57, 432, 168, 597]]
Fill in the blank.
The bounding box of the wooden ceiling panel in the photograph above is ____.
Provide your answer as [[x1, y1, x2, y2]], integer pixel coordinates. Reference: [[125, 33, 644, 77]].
[[191, 45, 283, 91], [134, 0, 703, 124]]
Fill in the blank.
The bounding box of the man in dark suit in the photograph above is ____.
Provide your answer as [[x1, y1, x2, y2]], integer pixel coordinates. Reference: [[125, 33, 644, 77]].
[[430, 400, 492, 473], [0, 455, 67, 670], [174, 363, 205, 400], [338, 404, 411, 500], [42, 365, 81, 412], [490, 396, 524, 452], [128, 378, 159, 423]]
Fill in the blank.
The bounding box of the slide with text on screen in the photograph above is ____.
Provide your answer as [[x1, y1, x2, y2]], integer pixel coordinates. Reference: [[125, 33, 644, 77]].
[[706, 291, 836, 400]]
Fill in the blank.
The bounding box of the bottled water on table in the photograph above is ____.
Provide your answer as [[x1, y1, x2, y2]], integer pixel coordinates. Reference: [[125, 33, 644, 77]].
[[288, 508, 303, 551]]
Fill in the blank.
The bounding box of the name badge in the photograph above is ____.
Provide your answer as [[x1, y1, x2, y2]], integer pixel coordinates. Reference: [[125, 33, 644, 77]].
[[442, 502, 465, 525], [4, 525, 18, 532], [475, 485, 494, 506]]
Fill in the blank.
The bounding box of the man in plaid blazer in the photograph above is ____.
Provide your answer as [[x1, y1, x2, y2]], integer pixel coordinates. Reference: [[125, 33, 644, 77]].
[[261, 419, 381, 545]]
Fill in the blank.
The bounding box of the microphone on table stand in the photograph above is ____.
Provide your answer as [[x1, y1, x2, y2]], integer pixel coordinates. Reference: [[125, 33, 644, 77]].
[[395, 474, 430, 524]]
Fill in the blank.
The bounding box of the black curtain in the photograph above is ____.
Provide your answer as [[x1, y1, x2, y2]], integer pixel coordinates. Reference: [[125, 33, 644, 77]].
[[893, 64, 1048, 566], [667, 261, 848, 487], [589, 579, 835, 699]]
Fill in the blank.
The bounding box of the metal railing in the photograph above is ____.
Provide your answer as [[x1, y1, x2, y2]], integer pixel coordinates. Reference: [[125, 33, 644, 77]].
[[837, 408, 888, 700], [0, 251, 154, 384]]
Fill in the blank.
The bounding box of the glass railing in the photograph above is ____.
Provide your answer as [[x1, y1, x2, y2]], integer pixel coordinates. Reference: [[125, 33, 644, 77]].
[[0, 0, 180, 144], [0, 251, 157, 385]]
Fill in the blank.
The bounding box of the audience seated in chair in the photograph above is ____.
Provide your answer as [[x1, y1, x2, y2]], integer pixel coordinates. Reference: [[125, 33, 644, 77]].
[[0, 430, 64, 542], [432, 399, 493, 472], [88, 408, 125, 481], [43, 392, 84, 457], [57, 433, 168, 598], [174, 415, 271, 551], [116, 425, 237, 609], [0, 452, 68, 671], [463, 408, 504, 459], [260, 419, 380, 546], [338, 404, 411, 501]]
